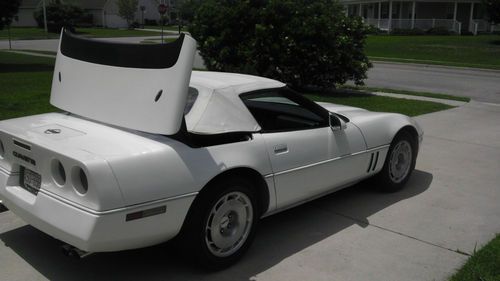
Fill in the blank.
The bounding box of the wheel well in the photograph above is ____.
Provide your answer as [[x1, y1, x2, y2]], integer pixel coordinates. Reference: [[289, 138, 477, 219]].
[[396, 125, 419, 151], [198, 168, 270, 216]]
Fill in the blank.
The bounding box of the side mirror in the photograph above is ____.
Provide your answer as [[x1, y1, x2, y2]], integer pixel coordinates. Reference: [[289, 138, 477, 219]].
[[329, 113, 347, 132]]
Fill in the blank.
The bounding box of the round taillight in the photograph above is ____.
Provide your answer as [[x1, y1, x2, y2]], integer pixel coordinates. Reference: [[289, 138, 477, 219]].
[[51, 159, 66, 186], [0, 139, 4, 158], [72, 166, 88, 195]]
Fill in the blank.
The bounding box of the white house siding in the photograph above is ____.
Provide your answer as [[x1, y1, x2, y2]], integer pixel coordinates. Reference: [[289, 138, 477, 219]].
[[342, 0, 497, 34], [11, 7, 39, 27]]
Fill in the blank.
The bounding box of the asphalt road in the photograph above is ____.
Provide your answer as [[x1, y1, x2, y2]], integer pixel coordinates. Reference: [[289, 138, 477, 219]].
[[2, 38, 500, 103], [364, 62, 500, 104], [1, 100, 499, 281]]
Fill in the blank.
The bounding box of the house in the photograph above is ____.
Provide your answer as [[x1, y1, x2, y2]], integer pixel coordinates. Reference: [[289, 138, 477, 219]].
[[340, 0, 499, 34], [11, 0, 41, 27], [11, 0, 179, 29]]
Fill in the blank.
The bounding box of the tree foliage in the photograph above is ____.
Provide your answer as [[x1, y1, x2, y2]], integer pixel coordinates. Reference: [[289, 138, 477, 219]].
[[482, 0, 500, 24], [189, 0, 371, 88], [34, 0, 83, 33], [0, 0, 21, 30], [117, 0, 139, 28]]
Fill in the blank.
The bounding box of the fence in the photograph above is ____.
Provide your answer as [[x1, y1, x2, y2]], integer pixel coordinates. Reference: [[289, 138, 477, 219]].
[[364, 18, 461, 34]]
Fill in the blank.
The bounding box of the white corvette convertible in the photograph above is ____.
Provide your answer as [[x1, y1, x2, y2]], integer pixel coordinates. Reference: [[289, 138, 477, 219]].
[[0, 31, 422, 268]]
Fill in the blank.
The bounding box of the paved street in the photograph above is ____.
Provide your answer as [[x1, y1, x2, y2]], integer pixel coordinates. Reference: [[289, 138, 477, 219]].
[[2, 38, 500, 103], [365, 62, 500, 104], [1, 100, 499, 281]]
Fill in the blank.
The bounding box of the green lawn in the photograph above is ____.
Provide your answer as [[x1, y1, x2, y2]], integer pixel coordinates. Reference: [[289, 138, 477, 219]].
[[305, 93, 453, 117], [449, 234, 500, 281], [0, 27, 160, 40], [0, 52, 57, 120], [341, 85, 470, 102], [366, 35, 500, 70], [143, 25, 188, 32], [0, 50, 453, 121]]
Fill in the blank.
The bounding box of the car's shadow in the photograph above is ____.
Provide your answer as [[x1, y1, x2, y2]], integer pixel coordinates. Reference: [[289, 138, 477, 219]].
[[0, 170, 432, 281]]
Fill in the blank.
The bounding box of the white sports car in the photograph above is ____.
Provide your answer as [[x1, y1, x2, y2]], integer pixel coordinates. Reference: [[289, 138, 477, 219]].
[[0, 31, 423, 268]]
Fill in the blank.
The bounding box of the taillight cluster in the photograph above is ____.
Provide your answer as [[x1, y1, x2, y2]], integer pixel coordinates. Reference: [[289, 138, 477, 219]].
[[0, 138, 5, 159], [51, 158, 88, 195]]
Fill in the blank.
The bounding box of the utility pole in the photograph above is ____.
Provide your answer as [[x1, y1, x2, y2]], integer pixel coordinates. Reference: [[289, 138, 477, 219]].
[[7, 24, 12, 50], [42, 0, 48, 37]]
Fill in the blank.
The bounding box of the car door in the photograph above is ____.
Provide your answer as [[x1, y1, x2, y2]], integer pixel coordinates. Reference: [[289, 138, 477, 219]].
[[241, 88, 367, 209]]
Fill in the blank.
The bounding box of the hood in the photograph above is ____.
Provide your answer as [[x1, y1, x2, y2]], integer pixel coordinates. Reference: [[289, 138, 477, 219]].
[[50, 30, 196, 135]]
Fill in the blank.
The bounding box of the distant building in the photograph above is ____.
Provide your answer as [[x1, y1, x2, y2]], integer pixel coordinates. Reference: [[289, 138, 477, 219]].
[[340, 0, 499, 34], [11, 0, 179, 29], [11, 0, 41, 27]]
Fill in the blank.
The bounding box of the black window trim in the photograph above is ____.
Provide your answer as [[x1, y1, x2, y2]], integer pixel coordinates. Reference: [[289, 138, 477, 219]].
[[239, 86, 330, 134]]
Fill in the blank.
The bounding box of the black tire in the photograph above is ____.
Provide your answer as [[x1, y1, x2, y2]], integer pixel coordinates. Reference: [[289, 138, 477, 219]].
[[180, 176, 259, 270], [374, 131, 417, 192]]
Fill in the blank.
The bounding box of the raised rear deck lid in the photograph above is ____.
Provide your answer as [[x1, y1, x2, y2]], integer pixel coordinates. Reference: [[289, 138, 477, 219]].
[[50, 29, 196, 135]]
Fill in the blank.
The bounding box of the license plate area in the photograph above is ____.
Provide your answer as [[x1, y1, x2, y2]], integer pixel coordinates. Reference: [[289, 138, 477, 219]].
[[20, 167, 41, 195]]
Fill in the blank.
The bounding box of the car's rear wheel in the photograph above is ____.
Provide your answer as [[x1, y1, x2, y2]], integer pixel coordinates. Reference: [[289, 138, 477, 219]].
[[181, 177, 259, 269], [375, 131, 417, 192]]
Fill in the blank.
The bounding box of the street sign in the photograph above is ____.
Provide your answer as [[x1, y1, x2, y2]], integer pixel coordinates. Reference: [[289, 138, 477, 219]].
[[158, 4, 168, 15]]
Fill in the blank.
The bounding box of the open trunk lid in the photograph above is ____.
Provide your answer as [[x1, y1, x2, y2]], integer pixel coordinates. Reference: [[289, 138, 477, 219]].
[[50, 30, 196, 135]]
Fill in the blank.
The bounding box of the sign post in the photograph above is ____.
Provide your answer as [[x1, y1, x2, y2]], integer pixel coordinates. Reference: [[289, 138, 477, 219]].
[[158, 4, 168, 43], [140, 6, 146, 28]]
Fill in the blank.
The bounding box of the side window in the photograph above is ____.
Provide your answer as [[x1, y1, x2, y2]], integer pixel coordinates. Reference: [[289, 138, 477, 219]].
[[184, 87, 199, 115], [241, 88, 328, 132]]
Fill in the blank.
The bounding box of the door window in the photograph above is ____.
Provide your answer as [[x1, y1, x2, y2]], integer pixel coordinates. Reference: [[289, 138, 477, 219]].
[[241, 88, 328, 132]]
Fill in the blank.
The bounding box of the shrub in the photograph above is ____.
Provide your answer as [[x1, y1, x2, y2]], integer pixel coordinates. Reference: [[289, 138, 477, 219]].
[[34, 0, 83, 33], [189, 0, 372, 88], [366, 25, 384, 35], [426, 26, 454, 35], [391, 28, 425, 35], [144, 19, 158, 26], [0, 0, 21, 30]]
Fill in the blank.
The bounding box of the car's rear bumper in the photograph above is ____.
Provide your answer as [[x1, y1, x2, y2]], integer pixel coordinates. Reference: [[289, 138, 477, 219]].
[[0, 169, 196, 252]]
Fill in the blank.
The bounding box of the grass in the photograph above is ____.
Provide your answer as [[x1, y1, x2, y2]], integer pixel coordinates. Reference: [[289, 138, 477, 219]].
[[141, 38, 178, 44], [0, 50, 454, 121], [142, 25, 188, 32], [0, 27, 160, 40], [0, 51, 57, 120], [305, 92, 453, 117], [341, 85, 470, 102], [366, 35, 500, 70], [449, 234, 500, 281], [11, 49, 56, 56]]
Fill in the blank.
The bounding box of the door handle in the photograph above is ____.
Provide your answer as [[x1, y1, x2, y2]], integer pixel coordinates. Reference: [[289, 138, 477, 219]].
[[274, 144, 288, 154]]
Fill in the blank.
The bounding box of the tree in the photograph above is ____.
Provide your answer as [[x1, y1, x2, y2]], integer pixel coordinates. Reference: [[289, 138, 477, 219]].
[[482, 0, 500, 24], [0, 0, 21, 30], [34, 0, 83, 33], [189, 0, 371, 89], [117, 0, 139, 29], [179, 0, 202, 23]]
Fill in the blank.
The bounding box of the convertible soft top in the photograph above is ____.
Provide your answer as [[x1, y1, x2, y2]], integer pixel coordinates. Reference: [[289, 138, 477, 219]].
[[50, 29, 196, 135]]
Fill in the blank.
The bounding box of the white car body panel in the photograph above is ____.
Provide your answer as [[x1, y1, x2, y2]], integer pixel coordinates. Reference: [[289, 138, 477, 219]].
[[0, 33, 423, 253], [50, 30, 196, 135]]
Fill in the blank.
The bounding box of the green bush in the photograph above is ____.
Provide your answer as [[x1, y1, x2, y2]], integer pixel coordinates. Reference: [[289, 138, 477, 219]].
[[426, 26, 455, 35], [391, 28, 425, 35], [189, 0, 372, 88], [34, 0, 83, 33]]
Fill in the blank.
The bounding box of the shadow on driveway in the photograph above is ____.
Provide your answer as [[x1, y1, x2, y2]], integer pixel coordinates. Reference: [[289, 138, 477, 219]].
[[0, 170, 432, 281]]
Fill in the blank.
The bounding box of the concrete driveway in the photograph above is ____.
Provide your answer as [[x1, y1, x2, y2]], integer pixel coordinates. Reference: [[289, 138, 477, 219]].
[[0, 100, 499, 281]]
